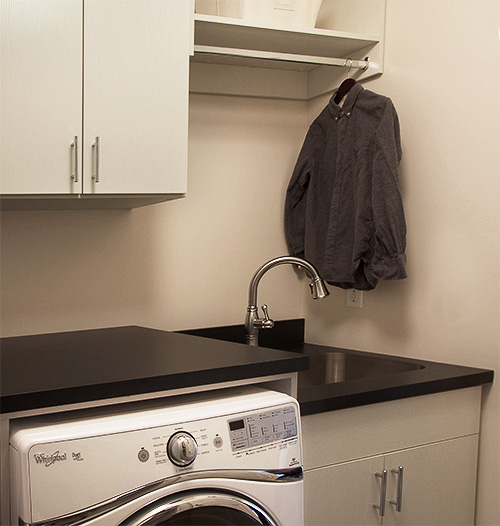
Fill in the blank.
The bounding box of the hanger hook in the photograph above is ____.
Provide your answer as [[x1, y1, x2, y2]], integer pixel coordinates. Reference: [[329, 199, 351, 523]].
[[344, 58, 353, 78]]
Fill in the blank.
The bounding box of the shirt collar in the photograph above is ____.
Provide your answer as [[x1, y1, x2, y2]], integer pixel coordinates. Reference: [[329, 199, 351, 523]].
[[328, 82, 363, 117]]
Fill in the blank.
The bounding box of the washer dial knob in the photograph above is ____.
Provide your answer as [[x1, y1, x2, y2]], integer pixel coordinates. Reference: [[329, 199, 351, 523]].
[[167, 431, 198, 467]]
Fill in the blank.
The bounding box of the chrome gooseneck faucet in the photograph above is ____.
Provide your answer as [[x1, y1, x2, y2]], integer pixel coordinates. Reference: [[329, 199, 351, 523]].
[[245, 256, 330, 346]]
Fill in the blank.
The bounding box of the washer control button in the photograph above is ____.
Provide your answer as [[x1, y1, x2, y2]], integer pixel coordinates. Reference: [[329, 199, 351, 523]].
[[138, 448, 150, 463], [167, 432, 198, 467], [213, 435, 223, 448]]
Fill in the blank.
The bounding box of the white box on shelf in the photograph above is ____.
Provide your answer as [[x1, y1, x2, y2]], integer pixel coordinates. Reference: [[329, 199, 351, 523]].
[[195, 0, 323, 29]]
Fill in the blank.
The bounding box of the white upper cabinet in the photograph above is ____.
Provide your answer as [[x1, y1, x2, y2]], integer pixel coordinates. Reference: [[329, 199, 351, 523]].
[[1, 0, 83, 195], [1, 0, 191, 208], [83, 0, 189, 196]]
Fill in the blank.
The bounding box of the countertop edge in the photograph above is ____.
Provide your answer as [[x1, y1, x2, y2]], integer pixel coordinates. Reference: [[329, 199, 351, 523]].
[[299, 370, 494, 416], [1, 358, 307, 414]]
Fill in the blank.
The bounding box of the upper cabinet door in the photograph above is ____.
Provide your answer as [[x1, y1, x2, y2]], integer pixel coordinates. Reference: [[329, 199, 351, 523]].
[[83, 0, 190, 195], [0, 0, 83, 195]]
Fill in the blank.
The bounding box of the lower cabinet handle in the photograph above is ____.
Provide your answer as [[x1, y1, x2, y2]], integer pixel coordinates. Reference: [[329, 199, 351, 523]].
[[70, 136, 78, 183], [374, 469, 388, 517], [92, 137, 100, 183], [390, 466, 404, 512]]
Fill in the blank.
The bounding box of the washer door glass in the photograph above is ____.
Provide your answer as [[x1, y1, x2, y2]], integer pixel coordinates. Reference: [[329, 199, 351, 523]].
[[120, 490, 278, 526]]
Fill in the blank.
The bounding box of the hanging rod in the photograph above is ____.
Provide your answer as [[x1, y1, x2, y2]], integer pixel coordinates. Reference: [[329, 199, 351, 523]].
[[194, 45, 369, 69]]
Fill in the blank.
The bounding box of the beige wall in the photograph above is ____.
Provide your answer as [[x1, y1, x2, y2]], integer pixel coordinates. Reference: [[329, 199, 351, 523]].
[[305, 1, 500, 523], [0, 94, 308, 336]]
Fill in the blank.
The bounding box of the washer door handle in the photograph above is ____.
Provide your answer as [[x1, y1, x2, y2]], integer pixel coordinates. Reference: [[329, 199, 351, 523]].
[[118, 490, 279, 526]]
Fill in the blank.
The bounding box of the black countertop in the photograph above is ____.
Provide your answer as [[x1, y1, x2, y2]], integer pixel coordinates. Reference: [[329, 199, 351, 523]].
[[0, 326, 309, 414], [181, 319, 494, 416], [1, 321, 493, 417]]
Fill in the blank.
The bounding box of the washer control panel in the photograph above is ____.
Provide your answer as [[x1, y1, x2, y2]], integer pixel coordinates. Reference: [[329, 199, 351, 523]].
[[146, 403, 299, 469], [228, 405, 297, 451]]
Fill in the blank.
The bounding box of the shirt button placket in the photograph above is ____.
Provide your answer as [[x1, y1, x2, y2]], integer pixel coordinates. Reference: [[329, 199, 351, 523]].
[[325, 111, 348, 272]]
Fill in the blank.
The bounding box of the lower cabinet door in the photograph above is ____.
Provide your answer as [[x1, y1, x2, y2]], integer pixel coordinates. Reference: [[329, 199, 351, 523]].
[[304, 456, 384, 526], [304, 434, 479, 526], [383, 435, 479, 526]]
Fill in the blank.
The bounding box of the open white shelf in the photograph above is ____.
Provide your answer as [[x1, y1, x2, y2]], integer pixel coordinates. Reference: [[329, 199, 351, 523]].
[[190, 3, 385, 100], [193, 14, 377, 63]]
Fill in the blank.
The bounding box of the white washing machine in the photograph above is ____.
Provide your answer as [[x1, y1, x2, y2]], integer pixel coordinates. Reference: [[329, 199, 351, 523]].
[[9, 387, 303, 526]]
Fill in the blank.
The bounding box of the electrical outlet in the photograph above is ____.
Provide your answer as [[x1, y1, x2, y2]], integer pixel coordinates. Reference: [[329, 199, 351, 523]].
[[346, 289, 363, 308]]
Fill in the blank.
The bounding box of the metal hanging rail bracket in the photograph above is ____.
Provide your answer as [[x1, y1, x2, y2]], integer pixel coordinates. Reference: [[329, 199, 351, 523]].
[[194, 45, 369, 69]]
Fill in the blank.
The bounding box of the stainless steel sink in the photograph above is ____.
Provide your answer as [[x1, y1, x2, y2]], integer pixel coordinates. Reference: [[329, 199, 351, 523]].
[[298, 351, 424, 387]]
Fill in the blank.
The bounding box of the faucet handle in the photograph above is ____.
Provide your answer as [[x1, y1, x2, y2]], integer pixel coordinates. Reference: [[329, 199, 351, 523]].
[[259, 304, 274, 329]]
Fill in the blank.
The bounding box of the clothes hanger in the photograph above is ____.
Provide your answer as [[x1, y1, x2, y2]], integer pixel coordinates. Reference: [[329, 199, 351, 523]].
[[334, 58, 356, 105]]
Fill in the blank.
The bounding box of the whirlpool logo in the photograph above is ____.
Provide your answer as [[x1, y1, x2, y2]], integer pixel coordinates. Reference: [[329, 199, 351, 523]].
[[33, 450, 67, 467]]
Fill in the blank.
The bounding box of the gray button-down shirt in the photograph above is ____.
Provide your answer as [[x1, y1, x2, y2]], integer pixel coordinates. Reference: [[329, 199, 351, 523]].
[[285, 83, 407, 290]]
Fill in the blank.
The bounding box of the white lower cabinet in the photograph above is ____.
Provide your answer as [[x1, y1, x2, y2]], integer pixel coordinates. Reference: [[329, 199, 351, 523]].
[[305, 455, 383, 525], [383, 436, 478, 525], [301, 387, 482, 526], [304, 435, 478, 525]]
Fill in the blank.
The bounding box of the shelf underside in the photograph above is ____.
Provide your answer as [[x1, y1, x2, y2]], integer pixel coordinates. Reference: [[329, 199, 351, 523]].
[[195, 15, 378, 63]]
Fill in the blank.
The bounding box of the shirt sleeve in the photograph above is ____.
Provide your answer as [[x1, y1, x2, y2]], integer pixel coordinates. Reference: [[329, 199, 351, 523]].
[[371, 99, 408, 281], [284, 140, 312, 259]]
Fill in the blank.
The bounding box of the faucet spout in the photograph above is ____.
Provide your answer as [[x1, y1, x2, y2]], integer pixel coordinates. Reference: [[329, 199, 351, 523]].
[[245, 256, 329, 346]]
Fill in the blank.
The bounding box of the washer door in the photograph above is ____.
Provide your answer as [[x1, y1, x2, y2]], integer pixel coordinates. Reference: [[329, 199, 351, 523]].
[[119, 490, 278, 526]]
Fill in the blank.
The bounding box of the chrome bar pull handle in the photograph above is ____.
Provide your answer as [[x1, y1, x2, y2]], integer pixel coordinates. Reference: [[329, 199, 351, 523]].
[[390, 466, 404, 512], [374, 470, 388, 517], [70, 136, 78, 183], [92, 137, 100, 183]]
